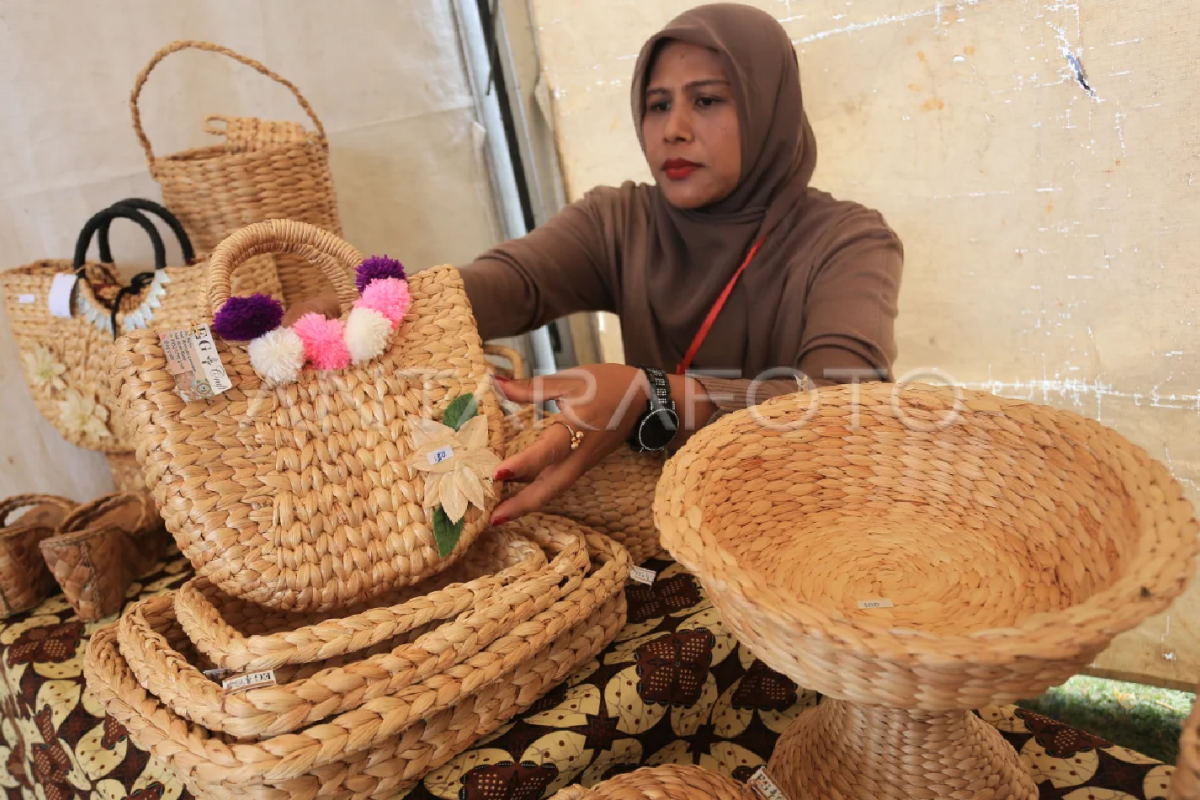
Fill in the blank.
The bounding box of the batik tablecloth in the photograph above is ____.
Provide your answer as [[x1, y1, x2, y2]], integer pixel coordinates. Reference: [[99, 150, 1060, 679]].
[[0, 550, 1180, 800]]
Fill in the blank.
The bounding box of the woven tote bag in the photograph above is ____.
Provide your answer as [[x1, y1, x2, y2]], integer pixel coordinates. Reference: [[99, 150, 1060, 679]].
[[111, 219, 507, 612], [3, 202, 281, 452], [131, 40, 342, 305]]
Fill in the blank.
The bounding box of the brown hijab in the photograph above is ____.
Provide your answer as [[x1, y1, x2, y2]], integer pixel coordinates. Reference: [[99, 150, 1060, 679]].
[[462, 3, 902, 382]]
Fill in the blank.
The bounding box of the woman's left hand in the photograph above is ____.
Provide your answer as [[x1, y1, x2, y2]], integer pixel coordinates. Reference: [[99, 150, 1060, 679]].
[[489, 364, 689, 525]]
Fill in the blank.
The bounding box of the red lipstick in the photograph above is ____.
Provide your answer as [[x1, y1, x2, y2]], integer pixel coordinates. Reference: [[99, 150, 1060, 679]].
[[662, 158, 701, 180]]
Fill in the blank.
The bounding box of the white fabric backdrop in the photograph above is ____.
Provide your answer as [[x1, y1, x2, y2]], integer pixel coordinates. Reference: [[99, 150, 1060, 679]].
[[0, 0, 505, 498]]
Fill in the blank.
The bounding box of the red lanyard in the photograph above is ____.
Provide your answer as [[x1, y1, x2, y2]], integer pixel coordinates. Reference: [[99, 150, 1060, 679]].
[[675, 237, 765, 375]]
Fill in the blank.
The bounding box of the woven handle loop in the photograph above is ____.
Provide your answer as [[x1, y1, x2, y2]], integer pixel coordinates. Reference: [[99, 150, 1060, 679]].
[[206, 220, 361, 317], [58, 493, 149, 536], [130, 40, 326, 164], [0, 495, 76, 528]]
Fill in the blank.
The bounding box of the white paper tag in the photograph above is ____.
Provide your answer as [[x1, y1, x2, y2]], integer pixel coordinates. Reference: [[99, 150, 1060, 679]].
[[427, 445, 455, 466], [222, 670, 276, 694], [17, 294, 36, 305], [630, 566, 657, 586], [48, 273, 78, 318], [857, 598, 895, 609], [159, 325, 232, 402], [748, 766, 789, 800]]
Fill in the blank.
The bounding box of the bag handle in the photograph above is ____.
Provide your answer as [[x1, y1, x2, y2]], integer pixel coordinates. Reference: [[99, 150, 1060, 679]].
[[0, 495, 76, 528], [57, 492, 151, 536], [74, 207, 169, 338], [130, 40, 326, 164], [97, 198, 196, 265], [207, 219, 361, 319]]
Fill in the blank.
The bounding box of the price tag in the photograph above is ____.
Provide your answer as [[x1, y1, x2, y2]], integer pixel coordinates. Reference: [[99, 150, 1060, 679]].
[[630, 566, 657, 586], [17, 294, 36, 305], [222, 670, 276, 695], [427, 446, 455, 466], [857, 598, 895, 609], [748, 766, 789, 800], [159, 325, 232, 402], [48, 274, 78, 318]]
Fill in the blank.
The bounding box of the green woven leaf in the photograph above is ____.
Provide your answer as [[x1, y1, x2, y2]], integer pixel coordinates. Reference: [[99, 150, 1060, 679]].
[[442, 394, 478, 432], [433, 506, 466, 558]]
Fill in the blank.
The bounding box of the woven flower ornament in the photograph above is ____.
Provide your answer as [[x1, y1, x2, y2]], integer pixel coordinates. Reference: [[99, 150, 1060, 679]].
[[213, 255, 410, 384]]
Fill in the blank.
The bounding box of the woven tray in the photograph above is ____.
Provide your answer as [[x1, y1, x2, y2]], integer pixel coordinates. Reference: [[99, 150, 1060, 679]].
[[551, 765, 753, 799], [84, 523, 629, 800], [118, 520, 591, 737], [1174, 687, 1200, 800], [505, 423, 665, 565], [0, 494, 76, 618], [174, 524, 549, 673]]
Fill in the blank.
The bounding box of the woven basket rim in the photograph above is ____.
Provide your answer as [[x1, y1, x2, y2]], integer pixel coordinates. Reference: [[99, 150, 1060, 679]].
[[149, 137, 329, 166], [657, 384, 1200, 666]]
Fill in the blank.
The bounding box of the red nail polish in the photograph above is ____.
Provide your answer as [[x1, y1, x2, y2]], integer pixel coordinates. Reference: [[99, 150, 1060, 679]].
[[491, 515, 510, 527], [495, 469, 515, 481]]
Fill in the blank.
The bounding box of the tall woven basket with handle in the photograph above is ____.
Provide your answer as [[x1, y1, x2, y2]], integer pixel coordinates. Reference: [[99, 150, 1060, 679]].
[[131, 40, 342, 305], [111, 220, 506, 613]]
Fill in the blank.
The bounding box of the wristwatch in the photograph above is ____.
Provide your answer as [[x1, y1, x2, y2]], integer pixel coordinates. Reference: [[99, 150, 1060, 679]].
[[629, 367, 681, 452]]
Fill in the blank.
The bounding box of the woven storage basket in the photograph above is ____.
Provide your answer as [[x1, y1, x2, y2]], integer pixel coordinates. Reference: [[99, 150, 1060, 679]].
[[3, 202, 281, 453], [551, 765, 754, 799], [111, 219, 506, 612], [655, 382, 1200, 800], [39, 492, 167, 622], [0, 495, 77, 618], [119, 521, 591, 737], [505, 423, 664, 564], [132, 40, 342, 305], [1173, 688, 1200, 800], [84, 520, 629, 800], [106, 452, 147, 492]]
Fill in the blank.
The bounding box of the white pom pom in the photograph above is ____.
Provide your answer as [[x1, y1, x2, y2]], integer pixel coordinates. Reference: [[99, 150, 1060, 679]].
[[249, 327, 305, 384], [345, 306, 392, 364]]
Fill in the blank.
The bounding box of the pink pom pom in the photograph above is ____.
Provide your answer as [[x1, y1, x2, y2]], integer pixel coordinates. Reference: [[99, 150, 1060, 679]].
[[292, 313, 351, 370], [355, 278, 411, 328]]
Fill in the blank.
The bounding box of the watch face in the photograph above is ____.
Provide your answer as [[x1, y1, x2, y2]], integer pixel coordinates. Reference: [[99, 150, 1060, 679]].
[[638, 407, 680, 451]]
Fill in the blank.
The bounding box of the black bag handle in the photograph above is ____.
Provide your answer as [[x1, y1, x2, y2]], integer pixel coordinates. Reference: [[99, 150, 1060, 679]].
[[73, 207, 168, 338], [95, 198, 196, 265]]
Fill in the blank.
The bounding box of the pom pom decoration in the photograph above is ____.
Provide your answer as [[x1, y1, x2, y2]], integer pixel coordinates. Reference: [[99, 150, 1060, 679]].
[[293, 313, 351, 370], [345, 306, 393, 364], [248, 327, 305, 384], [213, 257, 412, 384], [356, 277, 411, 328], [355, 255, 406, 293], [212, 293, 284, 341]]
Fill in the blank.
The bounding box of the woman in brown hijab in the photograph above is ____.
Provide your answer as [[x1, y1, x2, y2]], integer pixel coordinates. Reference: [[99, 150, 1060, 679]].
[[293, 3, 903, 523]]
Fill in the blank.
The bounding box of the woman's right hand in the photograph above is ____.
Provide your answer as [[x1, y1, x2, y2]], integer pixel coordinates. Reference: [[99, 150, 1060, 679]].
[[281, 293, 341, 326]]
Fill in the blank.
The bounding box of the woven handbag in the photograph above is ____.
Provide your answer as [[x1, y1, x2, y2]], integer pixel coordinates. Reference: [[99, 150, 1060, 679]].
[[551, 765, 754, 799], [131, 40, 342, 305], [111, 219, 506, 612], [3, 202, 281, 452], [84, 519, 629, 800], [1174, 688, 1200, 800], [0, 495, 77, 618]]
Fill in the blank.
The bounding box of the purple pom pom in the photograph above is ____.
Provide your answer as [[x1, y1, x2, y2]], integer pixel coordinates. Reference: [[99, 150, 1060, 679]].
[[356, 256, 406, 293], [212, 294, 284, 341]]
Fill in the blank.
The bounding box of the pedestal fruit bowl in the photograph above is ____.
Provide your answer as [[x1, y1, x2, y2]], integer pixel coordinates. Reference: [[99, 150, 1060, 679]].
[[655, 382, 1199, 800]]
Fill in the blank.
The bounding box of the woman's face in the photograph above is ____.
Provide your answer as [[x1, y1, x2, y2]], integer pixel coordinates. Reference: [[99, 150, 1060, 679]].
[[641, 40, 742, 210]]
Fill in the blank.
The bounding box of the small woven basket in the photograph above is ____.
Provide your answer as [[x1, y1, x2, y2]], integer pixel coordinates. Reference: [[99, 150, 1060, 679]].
[[506, 423, 665, 564], [1173, 688, 1200, 800], [84, 520, 629, 800], [550, 765, 754, 799], [39, 492, 167, 622], [106, 452, 147, 492], [118, 521, 591, 738], [131, 40, 342, 305], [111, 220, 505, 612], [656, 382, 1200, 800], [0, 495, 77, 618]]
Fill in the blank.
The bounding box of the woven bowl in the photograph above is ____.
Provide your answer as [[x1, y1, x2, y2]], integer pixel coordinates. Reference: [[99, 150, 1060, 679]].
[[656, 382, 1199, 799]]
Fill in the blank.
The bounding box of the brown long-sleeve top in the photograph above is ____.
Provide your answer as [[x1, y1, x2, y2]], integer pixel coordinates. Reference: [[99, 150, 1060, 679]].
[[459, 181, 903, 411]]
